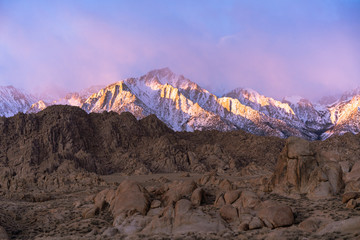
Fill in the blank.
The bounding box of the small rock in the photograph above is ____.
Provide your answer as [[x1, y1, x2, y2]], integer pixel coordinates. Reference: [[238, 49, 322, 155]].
[[222, 232, 232, 238], [344, 161, 360, 192], [146, 186, 157, 193], [94, 189, 109, 210], [224, 190, 241, 204], [248, 217, 263, 230], [82, 206, 99, 219], [214, 194, 225, 208], [151, 200, 162, 209], [102, 227, 118, 237], [346, 199, 357, 209], [175, 199, 192, 216], [238, 214, 252, 224], [220, 204, 238, 222], [299, 217, 331, 232], [199, 175, 210, 185], [181, 172, 190, 177], [162, 180, 197, 206], [238, 222, 249, 231], [73, 200, 82, 208], [239, 191, 260, 209], [219, 179, 233, 191], [262, 218, 274, 229], [339, 161, 351, 173], [147, 207, 163, 217], [191, 187, 204, 206], [342, 192, 359, 203]]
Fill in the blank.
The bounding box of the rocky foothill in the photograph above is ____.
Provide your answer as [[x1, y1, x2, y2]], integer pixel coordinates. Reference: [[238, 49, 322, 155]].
[[0, 105, 359, 239]]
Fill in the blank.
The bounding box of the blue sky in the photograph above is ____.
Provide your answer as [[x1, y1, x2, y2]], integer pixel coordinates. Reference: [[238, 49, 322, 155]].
[[0, 0, 359, 99]]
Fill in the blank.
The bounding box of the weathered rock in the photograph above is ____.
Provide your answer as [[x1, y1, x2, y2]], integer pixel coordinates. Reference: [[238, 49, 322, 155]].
[[181, 172, 190, 177], [346, 199, 357, 209], [224, 190, 241, 204], [199, 174, 210, 185], [346, 161, 360, 182], [238, 222, 249, 231], [257, 201, 294, 228], [342, 192, 360, 203], [171, 199, 227, 234], [261, 219, 273, 228], [146, 207, 163, 217], [321, 162, 344, 194], [94, 189, 110, 210], [339, 161, 351, 173], [307, 181, 333, 200], [102, 227, 118, 237], [232, 190, 260, 211], [317, 217, 360, 235], [188, 151, 198, 165], [150, 200, 162, 209], [142, 205, 174, 234], [248, 217, 263, 230], [214, 193, 226, 208], [175, 199, 192, 216], [114, 213, 151, 234], [111, 180, 150, 217], [287, 136, 313, 158], [219, 204, 238, 223], [191, 187, 204, 206], [239, 191, 261, 209], [238, 213, 253, 224], [299, 217, 332, 232], [270, 137, 344, 199], [344, 161, 360, 192], [82, 206, 99, 219], [219, 179, 233, 191], [266, 228, 293, 240], [162, 180, 197, 206]]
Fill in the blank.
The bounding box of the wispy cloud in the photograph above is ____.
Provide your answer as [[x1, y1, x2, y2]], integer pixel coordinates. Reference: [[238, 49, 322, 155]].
[[0, 0, 359, 100]]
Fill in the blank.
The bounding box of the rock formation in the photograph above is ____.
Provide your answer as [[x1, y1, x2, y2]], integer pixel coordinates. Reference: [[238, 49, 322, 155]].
[[0, 106, 359, 239], [0, 105, 284, 195], [87, 173, 295, 237], [269, 137, 344, 199]]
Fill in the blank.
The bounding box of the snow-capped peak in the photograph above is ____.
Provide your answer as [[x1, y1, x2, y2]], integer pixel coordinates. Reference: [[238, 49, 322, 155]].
[[282, 96, 304, 105], [2, 69, 360, 141], [143, 68, 201, 91], [0, 85, 37, 117]]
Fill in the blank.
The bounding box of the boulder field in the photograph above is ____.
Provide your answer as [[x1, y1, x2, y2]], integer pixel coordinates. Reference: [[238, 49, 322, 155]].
[[0, 106, 359, 239]]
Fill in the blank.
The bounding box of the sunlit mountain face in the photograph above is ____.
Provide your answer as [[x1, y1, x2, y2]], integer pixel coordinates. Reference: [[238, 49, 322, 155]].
[[1, 68, 360, 140]]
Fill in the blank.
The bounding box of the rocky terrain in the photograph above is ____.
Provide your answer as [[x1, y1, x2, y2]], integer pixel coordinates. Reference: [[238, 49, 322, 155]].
[[0, 105, 360, 239], [2, 68, 360, 140]]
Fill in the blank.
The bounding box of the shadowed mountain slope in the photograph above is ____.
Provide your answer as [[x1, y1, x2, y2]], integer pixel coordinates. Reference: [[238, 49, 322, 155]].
[[0, 105, 285, 179]]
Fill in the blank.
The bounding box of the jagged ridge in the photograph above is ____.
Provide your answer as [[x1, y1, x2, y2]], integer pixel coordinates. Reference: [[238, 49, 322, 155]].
[[2, 68, 360, 140]]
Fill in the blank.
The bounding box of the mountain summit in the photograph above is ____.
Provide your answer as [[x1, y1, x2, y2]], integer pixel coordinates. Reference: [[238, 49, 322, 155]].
[[0, 86, 37, 117], [1, 68, 360, 140]]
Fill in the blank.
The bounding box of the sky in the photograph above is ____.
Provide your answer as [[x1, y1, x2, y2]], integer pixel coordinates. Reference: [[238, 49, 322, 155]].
[[0, 0, 359, 100]]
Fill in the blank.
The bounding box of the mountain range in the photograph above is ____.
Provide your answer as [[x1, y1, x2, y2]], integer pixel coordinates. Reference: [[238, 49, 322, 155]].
[[1, 68, 360, 140]]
